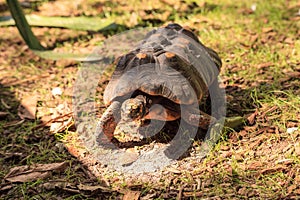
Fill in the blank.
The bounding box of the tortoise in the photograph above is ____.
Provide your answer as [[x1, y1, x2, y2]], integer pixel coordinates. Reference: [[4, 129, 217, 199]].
[[96, 23, 223, 142]]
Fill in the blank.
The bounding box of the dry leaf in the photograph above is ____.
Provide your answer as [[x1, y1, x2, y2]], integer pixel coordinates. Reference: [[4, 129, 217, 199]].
[[65, 135, 87, 158], [294, 144, 300, 156], [4, 162, 68, 183], [260, 165, 286, 174], [41, 180, 69, 190], [0, 184, 14, 192], [18, 95, 38, 120], [123, 190, 141, 200], [50, 116, 73, 133], [6, 74, 50, 86], [46, 103, 73, 133], [165, 167, 181, 174], [288, 185, 297, 194], [0, 111, 9, 119], [77, 183, 111, 192], [4, 119, 25, 127], [284, 37, 294, 44], [1, 99, 11, 109], [246, 161, 263, 170], [262, 27, 274, 33], [287, 71, 300, 78], [128, 12, 139, 27], [295, 189, 300, 195], [120, 151, 139, 166], [247, 109, 258, 125], [5, 171, 51, 183], [249, 34, 259, 44], [257, 62, 273, 69]]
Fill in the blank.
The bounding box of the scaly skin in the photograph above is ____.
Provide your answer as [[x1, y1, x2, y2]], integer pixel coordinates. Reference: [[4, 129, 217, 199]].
[[95, 101, 121, 147], [182, 108, 217, 129]]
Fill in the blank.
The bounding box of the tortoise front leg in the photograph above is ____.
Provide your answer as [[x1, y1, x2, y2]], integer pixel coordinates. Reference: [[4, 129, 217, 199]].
[[182, 108, 217, 129], [183, 77, 225, 129], [95, 101, 121, 146]]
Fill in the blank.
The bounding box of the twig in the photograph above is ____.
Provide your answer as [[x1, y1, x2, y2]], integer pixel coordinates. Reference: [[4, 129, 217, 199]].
[[5, 74, 50, 86], [32, 112, 73, 130]]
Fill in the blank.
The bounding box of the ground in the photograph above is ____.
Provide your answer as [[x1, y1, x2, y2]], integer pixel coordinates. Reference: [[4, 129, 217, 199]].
[[0, 0, 300, 199]]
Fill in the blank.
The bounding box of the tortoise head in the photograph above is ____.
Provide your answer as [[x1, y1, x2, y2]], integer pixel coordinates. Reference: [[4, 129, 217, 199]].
[[120, 95, 148, 122]]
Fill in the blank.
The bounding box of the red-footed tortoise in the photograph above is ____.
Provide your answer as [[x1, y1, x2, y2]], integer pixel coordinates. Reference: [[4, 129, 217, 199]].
[[96, 23, 223, 142]]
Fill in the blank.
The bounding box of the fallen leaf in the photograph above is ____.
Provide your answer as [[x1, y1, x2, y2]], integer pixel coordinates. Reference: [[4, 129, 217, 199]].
[[257, 62, 273, 69], [249, 137, 265, 149], [0, 111, 9, 119], [286, 121, 299, 128], [261, 106, 278, 118], [120, 151, 139, 166], [4, 119, 25, 127], [220, 145, 230, 151], [46, 103, 73, 133], [1, 99, 11, 109], [50, 116, 73, 133], [247, 109, 258, 125], [5, 171, 51, 183], [183, 191, 203, 197], [276, 159, 294, 165], [177, 186, 183, 200], [287, 71, 300, 78], [294, 144, 300, 156], [4, 162, 68, 183], [41, 180, 69, 190], [237, 187, 247, 195], [6, 74, 50, 86], [33, 112, 73, 130], [127, 12, 138, 27], [65, 140, 87, 158], [160, 0, 180, 7], [239, 8, 254, 15], [239, 130, 248, 137], [246, 161, 263, 170], [260, 165, 286, 175], [284, 37, 294, 44], [123, 190, 141, 200], [262, 27, 274, 33], [40, 181, 79, 194], [165, 167, 181, 174], [18, 95, 38, 120], [0, 183, 14, 192], [77, 183, 111, 193], [249, 34, 259, 45]]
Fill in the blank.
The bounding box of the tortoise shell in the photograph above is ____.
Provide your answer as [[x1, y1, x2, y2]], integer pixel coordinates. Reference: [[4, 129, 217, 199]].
[[104, 23, 222, 106]]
